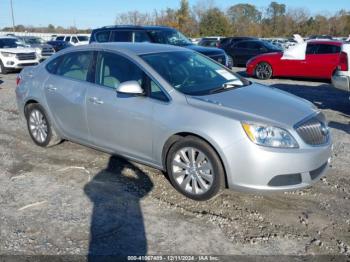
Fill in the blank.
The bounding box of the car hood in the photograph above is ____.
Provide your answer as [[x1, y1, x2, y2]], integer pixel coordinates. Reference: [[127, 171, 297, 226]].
[[185, 45, 225, 56], [0, 47, 36, 53], [186, 83, 317, 127]]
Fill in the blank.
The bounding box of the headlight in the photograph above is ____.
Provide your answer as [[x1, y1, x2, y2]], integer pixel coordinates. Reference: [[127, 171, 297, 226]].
[[35, 48, 41, 55], [1, 52, 16, 58], [242, 122, 298, 148]]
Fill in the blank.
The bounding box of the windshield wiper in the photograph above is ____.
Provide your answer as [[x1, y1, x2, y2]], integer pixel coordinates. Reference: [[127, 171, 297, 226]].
[[208, 80, 244, 94]]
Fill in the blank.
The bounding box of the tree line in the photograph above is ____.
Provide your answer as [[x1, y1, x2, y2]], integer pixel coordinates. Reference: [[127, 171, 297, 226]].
[[115, 0, 350, 38], [2, 1, 349, 38]]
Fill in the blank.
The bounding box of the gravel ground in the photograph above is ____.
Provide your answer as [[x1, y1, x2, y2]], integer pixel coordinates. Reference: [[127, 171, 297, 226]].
[[0, 70, 349, 260]]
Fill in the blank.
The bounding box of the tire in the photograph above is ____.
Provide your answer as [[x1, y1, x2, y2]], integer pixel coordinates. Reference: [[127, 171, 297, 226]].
[[255, 62, 273, 80], [0, 60, 8, 75], [25, 103, 61, 147], [166, 136, 225, 201]]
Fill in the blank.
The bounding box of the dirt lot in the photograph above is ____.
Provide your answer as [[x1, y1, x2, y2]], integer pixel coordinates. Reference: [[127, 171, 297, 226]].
[[0, 70, 349, 259]]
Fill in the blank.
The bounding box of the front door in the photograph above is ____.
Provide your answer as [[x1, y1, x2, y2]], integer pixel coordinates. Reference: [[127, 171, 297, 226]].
[[86, 51, 154, 162]]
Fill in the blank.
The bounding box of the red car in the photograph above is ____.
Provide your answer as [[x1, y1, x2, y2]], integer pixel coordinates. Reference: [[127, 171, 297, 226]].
[[246, 40, 348, 80]]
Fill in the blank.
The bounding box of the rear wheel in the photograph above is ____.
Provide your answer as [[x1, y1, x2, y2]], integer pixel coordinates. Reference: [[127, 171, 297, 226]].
[[255, 62, 273, 80], [166, 136, 225, 201], [25, 103, 61, 147]]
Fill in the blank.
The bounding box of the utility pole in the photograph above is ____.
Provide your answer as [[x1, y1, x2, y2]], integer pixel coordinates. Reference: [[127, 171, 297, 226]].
[[10, 0, 16, 32]]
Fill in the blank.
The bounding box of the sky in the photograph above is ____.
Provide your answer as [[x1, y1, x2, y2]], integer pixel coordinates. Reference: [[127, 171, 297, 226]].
[[0, 0, 349, 29]]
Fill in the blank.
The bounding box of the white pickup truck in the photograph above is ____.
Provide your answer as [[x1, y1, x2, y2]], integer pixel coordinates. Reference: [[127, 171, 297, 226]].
[[0, 36, 39, 74], [332, 43, 350, 93]]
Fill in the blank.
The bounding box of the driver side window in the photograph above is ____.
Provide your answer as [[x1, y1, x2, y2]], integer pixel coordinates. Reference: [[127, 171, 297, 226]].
[[95, 51, 169, 102], [95, 52, 144, 89]]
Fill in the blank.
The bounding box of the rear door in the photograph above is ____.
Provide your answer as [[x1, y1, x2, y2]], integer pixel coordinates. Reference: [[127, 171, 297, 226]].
[[44, 51, 94, 142]]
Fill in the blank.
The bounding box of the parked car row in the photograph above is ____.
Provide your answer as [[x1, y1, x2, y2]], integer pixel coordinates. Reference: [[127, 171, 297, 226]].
[[0, 34, 87, 74], [89, 25, 233, 68]]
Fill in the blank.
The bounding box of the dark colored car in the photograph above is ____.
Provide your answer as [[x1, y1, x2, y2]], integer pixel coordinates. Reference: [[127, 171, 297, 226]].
[[198, 37, 223, 48], [90, 25, 232, 68], [219, 37, 258, 50], [224, 40, 282, 67], [46, 40, 73, 52]]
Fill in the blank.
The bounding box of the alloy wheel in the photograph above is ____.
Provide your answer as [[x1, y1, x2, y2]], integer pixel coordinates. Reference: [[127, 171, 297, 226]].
[[256, 63, 272, 80], [28, 109, 48, 143], [172, 147, 214, 195]]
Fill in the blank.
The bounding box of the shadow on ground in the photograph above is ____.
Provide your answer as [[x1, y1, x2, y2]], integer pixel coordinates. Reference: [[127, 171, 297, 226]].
[[84, 156, 153, 260]]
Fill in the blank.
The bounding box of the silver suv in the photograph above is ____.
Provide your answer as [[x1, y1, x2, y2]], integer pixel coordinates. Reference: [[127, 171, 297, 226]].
[[16, 43, 332, 200]]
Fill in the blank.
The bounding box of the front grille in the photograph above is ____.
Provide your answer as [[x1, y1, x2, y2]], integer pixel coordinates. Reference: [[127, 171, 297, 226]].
[[41, 48, 55, 56], [209, 54, 226, 65], [295, 113, 329, 146], [16, 53, 36, 61]]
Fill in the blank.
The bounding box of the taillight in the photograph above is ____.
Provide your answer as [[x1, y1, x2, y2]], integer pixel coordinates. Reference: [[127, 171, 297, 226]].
[[338, 52, 348, 71], [16, 75, 21, 86]]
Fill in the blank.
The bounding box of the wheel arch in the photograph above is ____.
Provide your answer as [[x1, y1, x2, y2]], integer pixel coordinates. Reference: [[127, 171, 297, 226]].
[[24, 99, 39, 117], [162, 132, 229, 188]]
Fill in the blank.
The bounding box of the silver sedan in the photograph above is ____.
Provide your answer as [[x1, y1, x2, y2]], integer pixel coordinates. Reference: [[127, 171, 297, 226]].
[[16, 43, 332, 200]]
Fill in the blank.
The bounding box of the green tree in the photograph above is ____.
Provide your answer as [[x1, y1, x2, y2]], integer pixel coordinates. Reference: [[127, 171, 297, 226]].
[[266, 1, 286, 36], [199, 8, 232, 36], [227, 4, 262, 36]]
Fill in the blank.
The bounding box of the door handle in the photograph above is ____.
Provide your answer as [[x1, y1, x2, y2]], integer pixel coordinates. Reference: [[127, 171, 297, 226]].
[[46, 84, 57, 91], [88, 97, 104, 105]]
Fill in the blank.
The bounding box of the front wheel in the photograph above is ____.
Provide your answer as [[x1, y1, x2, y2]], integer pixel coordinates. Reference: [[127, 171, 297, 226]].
[[166, 136, 225, 201], [255, 62, 273, 80]]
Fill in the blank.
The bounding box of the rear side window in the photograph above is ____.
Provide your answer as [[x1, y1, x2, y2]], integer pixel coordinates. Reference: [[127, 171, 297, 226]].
[[56, 36, 64, 41], [316, 44, 341, 54], [110, 30, 150, 43], [56, 51, 94, 81], [246, 42, 261, 49], [110, 30, 132, 42], [235, 42, 248, 49], [95, 31, 110, 42], [65, 36, 71, 42]]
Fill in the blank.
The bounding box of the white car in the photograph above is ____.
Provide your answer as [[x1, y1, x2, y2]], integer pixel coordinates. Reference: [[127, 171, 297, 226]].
[[55, 35, 89, 46], [0, 37, 39, 74], [332, 43, 350, 93]]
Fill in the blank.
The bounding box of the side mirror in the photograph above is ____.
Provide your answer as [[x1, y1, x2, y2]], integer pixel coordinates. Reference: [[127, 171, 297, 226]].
[[116, 81, 144, 95]]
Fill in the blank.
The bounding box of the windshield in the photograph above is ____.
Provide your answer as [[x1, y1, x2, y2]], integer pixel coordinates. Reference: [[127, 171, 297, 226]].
[[77, 36, 89, 41], [0, 38, 18, 48], [141, 51, 249, 96], [24, 37, 44, 44], [147, 30, 192, 46]]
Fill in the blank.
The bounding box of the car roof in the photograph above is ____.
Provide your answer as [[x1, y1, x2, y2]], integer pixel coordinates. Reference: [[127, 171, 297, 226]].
[[76, 42, 187, 55], [0, 36, 16, 39], [92, 25, 175, 31], [307, 40, 343, 46]]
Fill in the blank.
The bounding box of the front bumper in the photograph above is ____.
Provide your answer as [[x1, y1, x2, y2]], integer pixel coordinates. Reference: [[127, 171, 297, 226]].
[[332, 73, 350, 92], [3, 58, 39, 70], [222, 137, 332, 192]]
